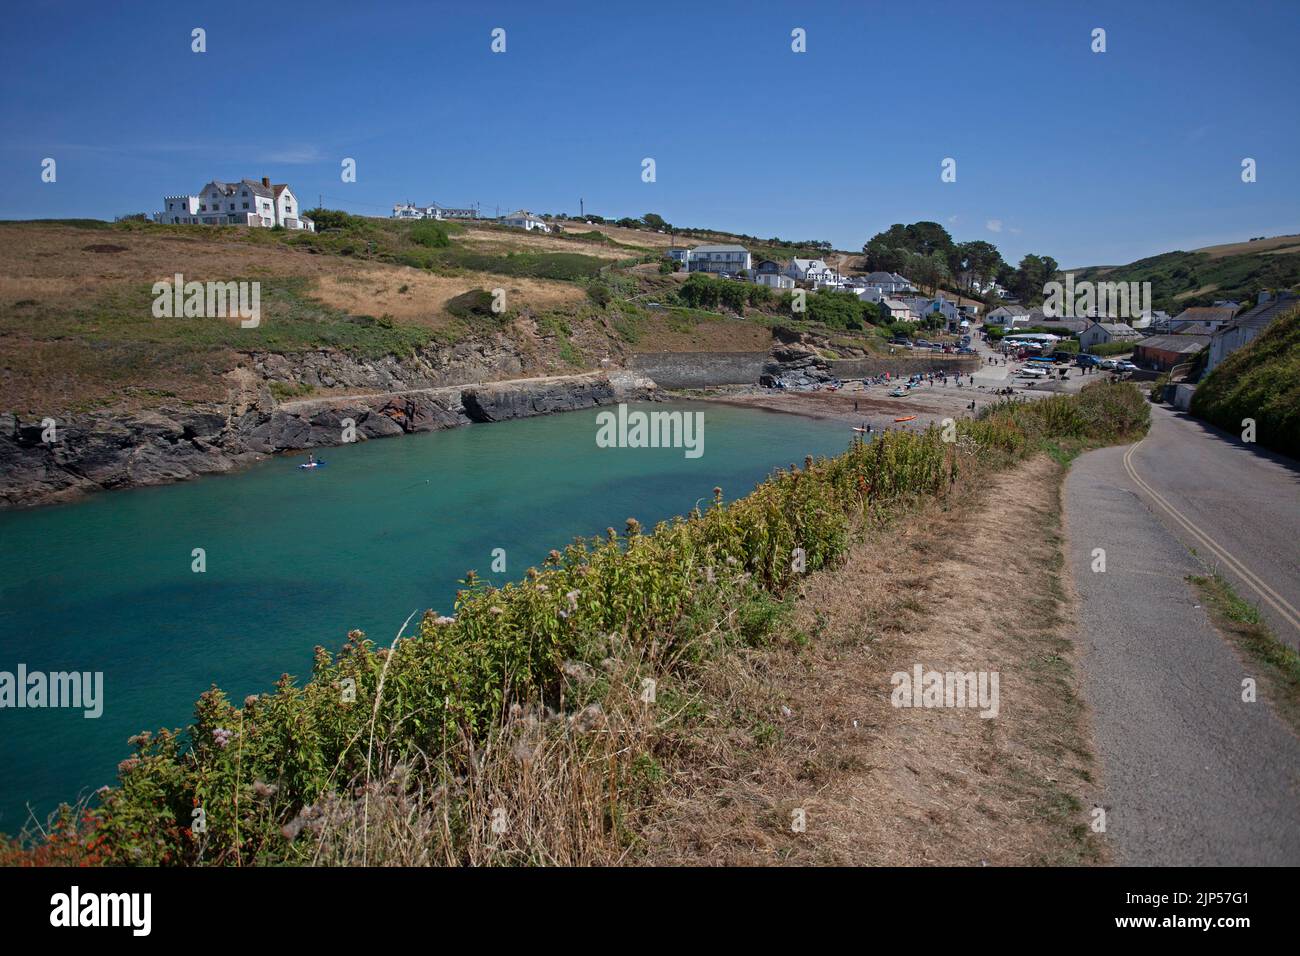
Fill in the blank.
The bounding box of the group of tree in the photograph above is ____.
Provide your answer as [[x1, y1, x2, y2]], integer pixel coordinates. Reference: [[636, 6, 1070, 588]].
[[678, 272, 772, 313], [998, 253, 1060, 305], [861, 221, 1060, 304]]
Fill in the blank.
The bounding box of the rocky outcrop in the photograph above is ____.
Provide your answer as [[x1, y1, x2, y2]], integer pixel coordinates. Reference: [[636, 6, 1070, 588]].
[[1, 371, 658, 509], [250, 336, 527, 393], [762, 343, 833, 388]]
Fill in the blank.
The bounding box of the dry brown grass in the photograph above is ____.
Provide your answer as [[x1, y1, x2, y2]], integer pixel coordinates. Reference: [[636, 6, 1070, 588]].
[[553, 221, 676, 250], [1194, 234, 1300, 259], [311, 268, 585, 324], [458, 224, 632, 259], [640, 455, 1105, 865], [0, 223, 354, 288], [302, 640, 660, 866]]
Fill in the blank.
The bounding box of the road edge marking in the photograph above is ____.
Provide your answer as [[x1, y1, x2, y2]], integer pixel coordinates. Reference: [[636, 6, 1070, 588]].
[[1122, 439, 1300, 634]]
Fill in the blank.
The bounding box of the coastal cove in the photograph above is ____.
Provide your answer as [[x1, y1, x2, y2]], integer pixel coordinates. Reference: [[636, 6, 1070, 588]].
[[0, 400, 849, 828]]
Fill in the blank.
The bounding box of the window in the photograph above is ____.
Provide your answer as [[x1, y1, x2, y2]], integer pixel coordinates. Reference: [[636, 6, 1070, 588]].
[[200, 204, 206, 211]]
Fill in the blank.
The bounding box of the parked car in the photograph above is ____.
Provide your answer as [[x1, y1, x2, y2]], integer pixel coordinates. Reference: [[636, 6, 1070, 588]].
[[956, 346, 974, 354], [1099, 358, 1119, 370], [1076, 354, 1102, 367], [1117, 360, 1138, 372]]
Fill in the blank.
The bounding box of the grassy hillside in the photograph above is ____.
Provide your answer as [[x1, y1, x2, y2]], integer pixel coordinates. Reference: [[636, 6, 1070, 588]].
[[1190, 305, 1300, 459], [1070, 235, 1300, 313], [0, 218, 792, 415]]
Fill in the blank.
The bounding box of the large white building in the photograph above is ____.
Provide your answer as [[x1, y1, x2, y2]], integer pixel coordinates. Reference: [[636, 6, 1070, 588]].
[[688, 244, 752, 274], [393, 202, 478, 221], [158, 177, 314, 231]]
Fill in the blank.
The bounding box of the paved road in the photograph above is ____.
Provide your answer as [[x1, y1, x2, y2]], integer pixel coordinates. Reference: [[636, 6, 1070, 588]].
[[1065, 411, 1300, 865], [1122, 405, 1300, 646]]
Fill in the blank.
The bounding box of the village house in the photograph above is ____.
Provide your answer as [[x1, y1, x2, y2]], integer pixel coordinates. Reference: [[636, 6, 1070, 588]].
[[861, 271, 916, 294], [498, 210, 551, 232], [1168, 304, 1239, 332], [881, 297, 918, 322], [751, 261, 794, 288], [784, 258, 835, 285], [1037, 317, 1090, 337], [1079, 320, 1144, 352], [985, 304, 1030, 327], [158, 177, 314, 231], [1133, 333, 1211, 371], [1205, 291, 1298, 373], [688, 244, 752, 275], [666, 248, 692, 268]]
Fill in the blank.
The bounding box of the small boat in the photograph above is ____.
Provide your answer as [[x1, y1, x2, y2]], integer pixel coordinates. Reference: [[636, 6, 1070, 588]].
[[299, 460, 327, 470], [894, 416, 917, 423]]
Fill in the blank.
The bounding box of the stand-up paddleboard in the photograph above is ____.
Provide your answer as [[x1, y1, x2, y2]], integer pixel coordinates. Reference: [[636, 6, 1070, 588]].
[[299, 460, 327, 470]]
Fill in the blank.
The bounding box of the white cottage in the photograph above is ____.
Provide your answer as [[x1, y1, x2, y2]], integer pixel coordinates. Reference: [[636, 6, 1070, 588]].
[[159, 177, 314, 230], [499, 210, 551, 232]]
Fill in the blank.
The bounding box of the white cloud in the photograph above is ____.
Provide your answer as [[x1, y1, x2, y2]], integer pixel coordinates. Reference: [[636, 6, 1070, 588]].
[[261, 145, 324, 164], [985, 219, 1003, 233]]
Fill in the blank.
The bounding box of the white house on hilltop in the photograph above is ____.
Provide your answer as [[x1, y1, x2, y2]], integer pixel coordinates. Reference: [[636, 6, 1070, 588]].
[[393, 202, 477, 221], [499, 210, 551, 232], [158, 177, 314, 231], [784, 258, 835, 285]]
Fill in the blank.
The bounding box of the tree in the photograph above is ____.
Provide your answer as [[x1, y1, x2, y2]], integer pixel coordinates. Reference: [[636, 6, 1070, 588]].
[[951, 240, 1003, 294], [861, 221, 955, 276], [643, 213, 670, 231], [908, 250, 950, 295]]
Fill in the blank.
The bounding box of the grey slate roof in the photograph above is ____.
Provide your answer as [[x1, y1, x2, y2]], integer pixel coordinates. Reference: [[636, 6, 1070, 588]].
[[1228, 293, 1300, 331], [1136, 334, 1210, 353]]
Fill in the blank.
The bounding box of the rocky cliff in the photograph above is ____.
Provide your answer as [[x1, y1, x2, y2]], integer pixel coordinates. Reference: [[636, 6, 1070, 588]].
[[0, 369, 657, 508]]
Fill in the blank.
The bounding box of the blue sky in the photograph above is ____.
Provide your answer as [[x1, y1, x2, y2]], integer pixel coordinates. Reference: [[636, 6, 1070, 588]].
[[1, 0, 1297, 267]]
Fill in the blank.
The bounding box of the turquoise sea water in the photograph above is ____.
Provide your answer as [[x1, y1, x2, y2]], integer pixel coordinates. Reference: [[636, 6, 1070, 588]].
[[0, 401, 849, 830]]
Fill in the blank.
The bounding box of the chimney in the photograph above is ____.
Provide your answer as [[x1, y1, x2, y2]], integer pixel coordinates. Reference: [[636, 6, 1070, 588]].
[[261, 176, 270, 188]]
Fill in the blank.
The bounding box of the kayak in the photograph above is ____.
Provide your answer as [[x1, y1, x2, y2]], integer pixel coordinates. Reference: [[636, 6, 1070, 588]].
[[299, 461, 327, 469], [894, 416, 917, 423]]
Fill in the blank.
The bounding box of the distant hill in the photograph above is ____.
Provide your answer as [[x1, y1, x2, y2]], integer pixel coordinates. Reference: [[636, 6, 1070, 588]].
[[1069, 234, 1300, 313]]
